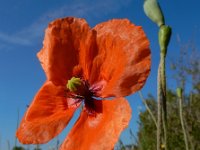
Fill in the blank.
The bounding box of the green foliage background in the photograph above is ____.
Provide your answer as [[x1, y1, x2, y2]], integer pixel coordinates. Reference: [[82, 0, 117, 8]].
[[133, 39, 200, 150]]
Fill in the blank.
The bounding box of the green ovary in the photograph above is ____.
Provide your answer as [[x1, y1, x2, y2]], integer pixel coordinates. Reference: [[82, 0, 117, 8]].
[[66, 77, 82, 92]]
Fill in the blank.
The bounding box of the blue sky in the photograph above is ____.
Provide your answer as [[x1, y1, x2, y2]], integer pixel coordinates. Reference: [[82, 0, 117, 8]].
[[0, 0, 200, 149]]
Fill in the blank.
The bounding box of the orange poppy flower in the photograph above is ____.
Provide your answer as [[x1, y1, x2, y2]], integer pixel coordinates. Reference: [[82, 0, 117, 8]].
[[16, 17, 151, 150]]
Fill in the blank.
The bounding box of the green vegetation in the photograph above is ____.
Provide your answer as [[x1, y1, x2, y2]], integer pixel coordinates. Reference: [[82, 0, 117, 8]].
[[136, 88, 200, 150], [130, 38, 200, 150]]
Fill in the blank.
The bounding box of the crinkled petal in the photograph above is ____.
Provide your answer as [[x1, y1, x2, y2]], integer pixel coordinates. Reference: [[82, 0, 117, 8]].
[[37, 17, 95, 85], [60, 97, 131, 150], [90, 19, 151, 97], [16, 81, 80, 144]]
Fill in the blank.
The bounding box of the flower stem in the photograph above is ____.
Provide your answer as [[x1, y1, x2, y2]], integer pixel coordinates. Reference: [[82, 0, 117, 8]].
[[139, 91, 158, 128], [143, 1, 171, 149], [157, 63, 162, 150], [160, 52, 168, 150], [177, 88, 189, 150], [158, 25, 171, 150]]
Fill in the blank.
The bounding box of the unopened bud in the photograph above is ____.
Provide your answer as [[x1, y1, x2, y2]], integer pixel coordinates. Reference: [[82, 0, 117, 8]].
[[176, 88, 183, 98], [143, 0, 165, 27], [159, 25, 172, 56]]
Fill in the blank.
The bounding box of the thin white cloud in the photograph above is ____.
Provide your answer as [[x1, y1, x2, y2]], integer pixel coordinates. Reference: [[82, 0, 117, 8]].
[[0, 32, 31, 45], [0, 0, 131, 50]]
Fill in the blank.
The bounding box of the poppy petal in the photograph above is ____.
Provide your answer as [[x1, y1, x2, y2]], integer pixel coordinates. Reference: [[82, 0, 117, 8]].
[[60, 97, 131, 150], [90, 19, 151, 97], [16, 81, 80, 144], [37, 17, 95, 85]]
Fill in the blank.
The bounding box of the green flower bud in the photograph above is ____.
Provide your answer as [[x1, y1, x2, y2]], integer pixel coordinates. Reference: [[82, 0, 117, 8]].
[[176, 88, 183, 98], [143, 0, 165, 27], [66, 77, 82, 92], [159, 25, 172, 56]]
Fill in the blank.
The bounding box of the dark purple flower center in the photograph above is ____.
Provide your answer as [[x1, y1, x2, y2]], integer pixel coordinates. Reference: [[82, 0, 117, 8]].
[[66, 78, 99, 115]]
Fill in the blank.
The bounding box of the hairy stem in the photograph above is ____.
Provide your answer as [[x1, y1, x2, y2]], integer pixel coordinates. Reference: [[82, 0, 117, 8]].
[[160, 53, 168, 150], [157, 63, 162, 150], [139, 91, 158, 128], [178, 92, 189, 150]]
